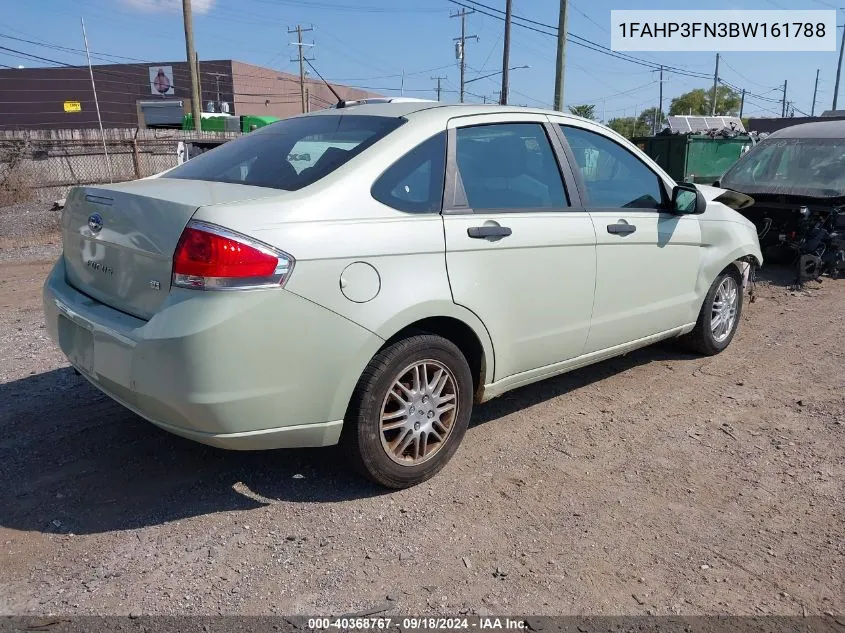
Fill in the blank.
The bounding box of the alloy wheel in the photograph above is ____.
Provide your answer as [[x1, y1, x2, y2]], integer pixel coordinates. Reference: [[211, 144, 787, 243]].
[[379, 360, 459, 466], [711, 276, 739, 343]]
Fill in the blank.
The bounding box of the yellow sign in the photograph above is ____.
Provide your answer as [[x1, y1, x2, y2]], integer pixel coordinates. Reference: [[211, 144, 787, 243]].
[[63, 101, 82, 113]]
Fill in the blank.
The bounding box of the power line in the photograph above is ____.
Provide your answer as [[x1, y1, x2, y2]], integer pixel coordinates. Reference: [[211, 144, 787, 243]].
[[719, 55, 782, 92], [246, 0, 445, 13], [568, 0, 608, 34], [742, 98, 782, 116], [448, 0, 712, 80], [0, 32, 151, 65], [464, 53, 658, 109], [0, 33, 419, 99], [792, 103, 811, 116], [718, 78, 782, 104], [326, 64, 455, 82], [576, 80, 658, 106], [316, 28, 400, 76], [0, 17, 395, 88]]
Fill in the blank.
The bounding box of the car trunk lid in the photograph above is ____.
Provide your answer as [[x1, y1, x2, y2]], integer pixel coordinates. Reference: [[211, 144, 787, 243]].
[[61, 178, 283, 320]]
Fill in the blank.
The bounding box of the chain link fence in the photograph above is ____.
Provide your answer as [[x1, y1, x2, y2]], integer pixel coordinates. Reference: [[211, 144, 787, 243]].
[[0, 128, 238, 205]]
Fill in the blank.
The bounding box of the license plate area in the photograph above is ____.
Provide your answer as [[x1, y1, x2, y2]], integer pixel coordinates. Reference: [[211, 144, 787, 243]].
[[58, 314, 95, 374]]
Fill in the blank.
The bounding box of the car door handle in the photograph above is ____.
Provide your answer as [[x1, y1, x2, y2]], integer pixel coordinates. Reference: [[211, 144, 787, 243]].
[[607, 223, 637, 235], [467, 225, 513, 239]]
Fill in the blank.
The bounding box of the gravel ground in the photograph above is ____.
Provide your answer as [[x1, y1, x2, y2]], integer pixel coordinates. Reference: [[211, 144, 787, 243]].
[[0, 235, 842, 617], [0, 202, 62, 263]]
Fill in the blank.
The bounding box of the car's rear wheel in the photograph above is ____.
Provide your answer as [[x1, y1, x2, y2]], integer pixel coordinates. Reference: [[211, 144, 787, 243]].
[[683, 267, 744, 355], [342, 334, 473, 488]]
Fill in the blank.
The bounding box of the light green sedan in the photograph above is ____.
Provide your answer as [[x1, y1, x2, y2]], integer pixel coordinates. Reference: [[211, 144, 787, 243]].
[[43, 102, 762, 488]]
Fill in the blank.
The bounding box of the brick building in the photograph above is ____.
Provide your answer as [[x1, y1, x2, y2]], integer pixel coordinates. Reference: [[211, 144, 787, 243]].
[[0, 59, 382, 130]]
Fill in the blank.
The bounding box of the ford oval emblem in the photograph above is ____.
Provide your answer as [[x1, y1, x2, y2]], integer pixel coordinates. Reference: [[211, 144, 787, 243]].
[[88, 213, 103, 234]]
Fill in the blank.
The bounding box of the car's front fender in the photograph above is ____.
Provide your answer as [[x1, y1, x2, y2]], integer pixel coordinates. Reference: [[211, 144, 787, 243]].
[[694, 214, 763, 314]]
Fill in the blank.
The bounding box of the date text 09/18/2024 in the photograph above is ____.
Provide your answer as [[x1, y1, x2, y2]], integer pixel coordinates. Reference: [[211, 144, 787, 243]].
[[306, 617, 528, 630]]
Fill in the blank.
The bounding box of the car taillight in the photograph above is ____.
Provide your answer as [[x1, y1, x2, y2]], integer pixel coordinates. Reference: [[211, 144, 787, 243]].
[[172, 221, 293, 290]]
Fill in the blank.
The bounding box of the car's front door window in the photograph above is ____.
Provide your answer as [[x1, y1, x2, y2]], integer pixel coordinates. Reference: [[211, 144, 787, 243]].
[[455, 123, 569, 210], [560, 125, 665, 209]]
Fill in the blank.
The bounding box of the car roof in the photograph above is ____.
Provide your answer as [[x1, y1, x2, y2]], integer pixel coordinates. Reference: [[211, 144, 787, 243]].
[[766, 119, 845, 139], [305, 101, 444, 118], [304, 101, 588, 122]]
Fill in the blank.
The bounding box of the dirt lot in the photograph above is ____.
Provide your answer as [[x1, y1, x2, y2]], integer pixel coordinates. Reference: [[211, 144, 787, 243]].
[[0, 211, 842, 616]]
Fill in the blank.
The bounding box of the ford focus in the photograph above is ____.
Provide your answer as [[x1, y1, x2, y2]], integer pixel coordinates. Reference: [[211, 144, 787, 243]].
[[43, 102, 763, 488]]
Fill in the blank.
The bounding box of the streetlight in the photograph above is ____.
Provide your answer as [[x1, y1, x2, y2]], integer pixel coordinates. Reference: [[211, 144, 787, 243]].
[[464, 65, 530, 85]]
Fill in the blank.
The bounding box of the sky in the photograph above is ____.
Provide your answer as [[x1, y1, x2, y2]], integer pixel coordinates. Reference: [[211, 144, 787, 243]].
[[0, 0, 842, 120]]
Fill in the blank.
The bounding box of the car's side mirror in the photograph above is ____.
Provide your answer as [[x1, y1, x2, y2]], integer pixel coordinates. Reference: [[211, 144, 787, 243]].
[[671, 183, 707, 215]]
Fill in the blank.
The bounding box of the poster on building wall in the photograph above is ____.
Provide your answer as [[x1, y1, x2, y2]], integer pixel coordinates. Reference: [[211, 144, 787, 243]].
[[149, 66, 174, 96]]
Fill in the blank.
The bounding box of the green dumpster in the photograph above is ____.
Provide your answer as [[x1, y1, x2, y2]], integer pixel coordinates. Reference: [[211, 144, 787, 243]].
[[240, 115, 280, 132], [633, 134, 754, 184]]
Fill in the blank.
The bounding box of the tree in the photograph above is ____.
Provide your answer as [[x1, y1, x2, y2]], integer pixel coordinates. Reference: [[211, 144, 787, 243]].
[[669, 88, 709, 116], [607, 116, 650, 139], [568, 104, 596, 120], [637, 107, 667, 133], [711, 85, 742, 115], [669, 86, 741, 116]]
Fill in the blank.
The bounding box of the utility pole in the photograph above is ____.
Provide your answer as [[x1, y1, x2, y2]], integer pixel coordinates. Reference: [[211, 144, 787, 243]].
[[208, 72, 226, 112], [195, 52, 202, 110], [500, 0, 513, 105], [739, 88, 745, 119], [289, 25, 314, 114], [80, 17, 111, 182], [401, 69, 405, 96], [710, 53, 720, 116], [654, 65, 664, 135], [451, 9, 478, 103], [181, 0, 202, 131], [553, 0, 569, 111], [431, 75, 446, 101], [812, 68, 820, 116], [782, 80, 788, 117], [834, 21, 845, 110]]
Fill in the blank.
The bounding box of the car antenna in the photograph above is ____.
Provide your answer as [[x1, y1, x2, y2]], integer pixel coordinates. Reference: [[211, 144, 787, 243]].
[[303, 58, 346, 109]]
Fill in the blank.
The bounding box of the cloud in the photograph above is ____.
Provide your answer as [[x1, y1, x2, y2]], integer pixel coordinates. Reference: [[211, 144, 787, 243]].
[[121, 0, 215, 15]]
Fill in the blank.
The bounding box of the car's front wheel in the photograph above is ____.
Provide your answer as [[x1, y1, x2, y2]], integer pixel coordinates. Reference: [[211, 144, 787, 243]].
[[683, 267, 744, 355], [342, 334, 474, 488]]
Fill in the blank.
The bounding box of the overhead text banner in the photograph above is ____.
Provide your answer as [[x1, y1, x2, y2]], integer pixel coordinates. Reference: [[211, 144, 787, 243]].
[[611, 10, 836, 52]]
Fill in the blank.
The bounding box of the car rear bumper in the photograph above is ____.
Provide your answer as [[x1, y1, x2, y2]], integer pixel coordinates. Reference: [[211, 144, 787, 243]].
[[43, 257, 382, 449]]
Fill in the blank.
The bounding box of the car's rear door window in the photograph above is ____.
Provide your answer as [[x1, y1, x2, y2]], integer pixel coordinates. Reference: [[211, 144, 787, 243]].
[[559, 125, 665, 209], [454, 123, 569, 210], [164, 115, 404, 191], [371, 132, 446, 213]]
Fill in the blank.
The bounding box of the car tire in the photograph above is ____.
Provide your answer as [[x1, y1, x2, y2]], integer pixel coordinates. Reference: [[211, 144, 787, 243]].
[[342, 334, 474, 489], [683, 266, 744, 356]]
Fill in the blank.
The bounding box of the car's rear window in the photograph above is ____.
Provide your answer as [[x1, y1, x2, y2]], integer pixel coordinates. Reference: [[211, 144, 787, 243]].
[[164, 114, 405, 191]]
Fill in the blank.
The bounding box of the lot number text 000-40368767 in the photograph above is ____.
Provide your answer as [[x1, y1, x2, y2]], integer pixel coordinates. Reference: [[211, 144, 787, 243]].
[[306, 617, 527, 631]]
